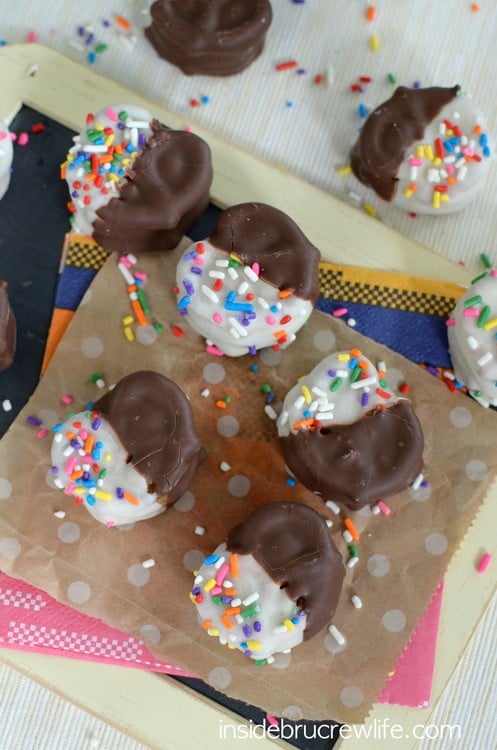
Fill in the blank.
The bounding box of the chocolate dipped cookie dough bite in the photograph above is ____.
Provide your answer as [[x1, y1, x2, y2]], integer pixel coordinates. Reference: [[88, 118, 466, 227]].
[[191, 502, 345, 664], [277, 350, 424, 511], [350, 85, 491, 214], [175, 202, 321, 356], [63, 105, 213, 254], [51, 371, 205, 527], [145, 0, 273, 76]]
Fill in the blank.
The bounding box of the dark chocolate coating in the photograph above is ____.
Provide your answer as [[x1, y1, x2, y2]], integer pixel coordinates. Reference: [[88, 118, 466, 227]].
[[0, 280, 16, 372], [227, 502, 345, 639], [145, 0, 273, 77], [210, 202, 321, 302], [280, 401, 424, 510], [93, 120, 213, 253], [350, 85, 460, 201], [93, 371, 205, 505]]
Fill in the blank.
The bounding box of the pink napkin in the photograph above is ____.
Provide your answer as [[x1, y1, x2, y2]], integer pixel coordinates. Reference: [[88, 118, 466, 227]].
[[0, 571, 442, 707]]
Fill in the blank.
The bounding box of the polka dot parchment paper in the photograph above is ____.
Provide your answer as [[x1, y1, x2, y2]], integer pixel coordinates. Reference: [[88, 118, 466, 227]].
[[0, 241, 496, 724]]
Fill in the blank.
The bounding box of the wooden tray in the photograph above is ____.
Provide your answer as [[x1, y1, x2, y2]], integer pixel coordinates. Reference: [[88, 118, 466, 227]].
[[1, 43, 496, 750]]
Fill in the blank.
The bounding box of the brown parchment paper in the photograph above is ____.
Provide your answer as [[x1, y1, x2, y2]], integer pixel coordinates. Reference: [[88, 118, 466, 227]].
[[1, 243, 496, 724]]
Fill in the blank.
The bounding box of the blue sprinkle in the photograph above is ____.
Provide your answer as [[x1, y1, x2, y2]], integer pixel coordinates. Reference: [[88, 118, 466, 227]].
[[87, 51, 97, 65], [479, 133, 488, 147], [286, 477, 296, 487], [201, 95, 211, 104], [483, 145, 491, 158], [249, 363, 259, 371], [178, 295, 192, 310], [86, 496, 96, 506], [302, 410, 311, 418], [204, 554, 220, 565], [358, 103, 368, 118]]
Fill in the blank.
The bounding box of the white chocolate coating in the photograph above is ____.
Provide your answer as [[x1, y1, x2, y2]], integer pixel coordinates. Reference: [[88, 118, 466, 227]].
[[192, 544, 306, 663], [0, 122, 13, 201], [277, 350, 397, 437], [51, 411, 163, 527], [176, 240, 313, 356], [64, 104, 153, 235], [393, 94, 491, 215], [447, 271, 497, 407]]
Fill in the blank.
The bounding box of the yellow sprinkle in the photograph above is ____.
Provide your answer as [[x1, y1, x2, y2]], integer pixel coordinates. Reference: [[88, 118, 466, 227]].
[[73, 487, 86, 495], [440, 193, 449, 203], [122, 315, 134, 326], [227, 642, 236, 649], [433, 157, 442, 167], [416, 145, 424, 158], [124, 326, 135, 342], [363, 203, 377, 218], [189, 592, 196, 603], [301, 384, 312, 404], [404, 189, 413, 198], [283, 619, 295, 631], [425, 144, 434, 161], [105, 134, 114, 147], [446, 128, 453, 137], [369, 34, 380, 51], [94, 123, 104, 131], [207, 627, 219, 637], [246, 640, 263, 651], [338, 353, 350, 361], [203, 578, 216, 592], [108, 172, 120, 182], [336, 165, 352, 176], [483, 317, 497, 330], [94, 490, 112, 502], [432, 191, 441, 209], [104, 453, 112, 462]]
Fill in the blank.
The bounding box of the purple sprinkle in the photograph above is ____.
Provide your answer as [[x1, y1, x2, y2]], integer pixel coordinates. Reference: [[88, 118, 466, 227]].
[[421, 480, 429, 488], [327, 369, 337, 378], [51, 466, 59, 474], [117, 122, 125, 130], [413, 81, 421, 89], [91, 417, 101, 430], [116, 487, 124, 499], [82, 471, 90, 481], [242, 624, 252, 638], [249, 345, 257, 356], [221, 595, 232, 604], [77, 26, 86, 37], [102, 18, 111, 27], [244, 650, 252, 658], [183, 251, 196, 261], [138, 133, 147, 149], [71, 190, 79, 198], [27, 416, 42, 426], [241, 318, 251, 327], [180, 308, 188, 317], [427, 365, 439, 376], [253, 621, 262, 632], [86, 32, 95, 45], [190, 266, 203, 275], [265, 392, 275, 404], [361, 392, 369, 408], [70, 439, 82, 449], [183, 279, 195, 295], [192, 586, 201, 596]]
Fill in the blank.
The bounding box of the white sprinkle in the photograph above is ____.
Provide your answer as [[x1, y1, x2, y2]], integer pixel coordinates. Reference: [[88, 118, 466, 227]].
[[126, 254, 137, 265], [142, 558, 156, 569], [53, 510, 66, 519], [348, 191, 362, 205], [231, 598, 241, 607], [95, 378, 106, 389], [311, 386, 327, 397], [439, 169, 448, 180], [223, 580, 233, 588], [219, 637, 227, 646], [458, 165, 468, 181], [244, 266, 259, 283], [194, 574, 203, 585], [220, 461, 231, 472], [228, 267, 239, 280], [371, 503, 381, 515], [215, 259, 229, 267], [427, 168, 440, 183], [264, 405, 278, 420], [316, 411, 334, 421], [478, 351, 493, 367], [439, 122, 446, 136], [201, 285, 219, 303], [63, 446, 74, 457], [87, 487, 96, 495], [336, 369, 349, 378], [237, 281, 249, 295], [411, 473, 424, 491], [409, 167, 417, 181], [54, 478, 65, 489], [228, 317, 248, 337], [274, 625, 288, 635], [325, 519, 333, 528], [194, 526, 205, 536], [1, 399, 12, 412], [129, 127, 138, 148], [350, 375, 377, 390], [294, 395, 305, 409], [443, 155, 456, 164], [242, 592, 260, 606], [351, 595, 363, 609], [118, 261, 135, 285], [346, 555, 359, 569], [125, 120, 150, 129], [54, 433, 63, 443], [82, 144, 109, 153], [455, 157, 466, 168], [328, 624, 345, 645], [282, 649, 291, 654], [279, 410, 289, 426], [347, 318, 357, 328], [342, 529, 353, 544], [266, 655, 275, 664], [467, 335, 478, 350], [208, 270, 225, 279], [443, 370, 456, 380], [235, 614, 244, 625], [214, 556, 225, 570], [257, 296, 269, 309], [201, 388, 210, 398], [325, 500, 341, 515]]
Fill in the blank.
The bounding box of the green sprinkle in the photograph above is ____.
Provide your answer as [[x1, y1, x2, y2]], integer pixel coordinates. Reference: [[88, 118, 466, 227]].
[[228, 257, 241, 268], [471, 271, 489, 284], [464, 295, 482, 308], [136, 288, 150, 314], [224, 396, 231, 404], [89, 373, 104, 383], [211, 595, 223, 606], [154, 322, 164, 333], [480, 253, 492, 269], [261, 384, 272, 394], [330, 377, 343, 392], [241, 602, 262, 619], [348, 544, 359, 557], [119, 110, 128, 121], [95, 43, 108, 54], [387, 72, 396, 84], [254, 659, 267, 666], [474, 390, 483, 397], [379, 378, 389, 388], [98, 469, 108, 479], [477, 305, 491, 328], [350, 366, 362, 383]]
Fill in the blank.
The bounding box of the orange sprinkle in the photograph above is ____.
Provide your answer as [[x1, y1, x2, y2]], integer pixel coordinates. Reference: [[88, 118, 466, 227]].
[[344, 517, 360, 541], [408, 183, 418, 192], [70, 470, 83, 481], [201, 619, 212, 630], [358, 359, 369, 370], [273, 329, 286, 339], [350, 348, 362, 358], [366, 5, 376, 21], [377, 370, 386, 379], [60, 164, 67, 179], [215, 400, 227, 409], [292, 417, 315, 430], [123, 491, 140, 506], [221, 614, 234, 630], [223, 588, 237, 596], [470, 3, 480, 11], [84, 434, 95, 453], [131, 298, 148, 326], [447, 176, 457, 185], [224, 606, 241, 616], [65, 431, 76, 440], [278, 289, 294, 299], [473, 124, 482, 135], [230, 554, 239, 579]]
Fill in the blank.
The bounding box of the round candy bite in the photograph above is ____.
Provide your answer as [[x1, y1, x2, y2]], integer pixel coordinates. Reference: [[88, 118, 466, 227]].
[[51, 371, 205, 526], [447, 270, 497, 407], [0, 280, 16, 372], [191, 502, 345, 664], [0, 121, 13, 200], [63, 104, 154, 237], [277, 350, 424, 510], [64, 105, 213, 253], [350, 85, 492, 214], [145, 0, 273, 77], [175, 202, 321, 356]]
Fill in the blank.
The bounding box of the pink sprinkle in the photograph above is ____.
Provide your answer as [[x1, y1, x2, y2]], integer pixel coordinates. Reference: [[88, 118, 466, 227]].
[[212, 312, 223, 324], [463, 308, 479, 317], [445, 317, 456, 326], [477, 552, 492, 574], [490, 270, 497, 277], [377, 500, 391, 516], [26, 31, 37, 43], [9, 132, 16, 142], [105, 107, 119, 122], [37, 428, 48, 439], [79, 429, 88, 440], [332, 307, 348, 317], [206, 344, 224, 356], [251, 262, 260, 276], [193, 256, 205, 266], [215, 563, 230, 585], [134, 271, 148, 280], [64, 482, 76, 496], [408, 157, 423, 166], [0, 131, 6, 141], [61, 394, 73, 405], [17, 132, 29, 146], [265, 315, 276, 325], [184, 126, 193, 133], [106, 521, 115, 528], [445, 164, 455, 175], [119, 255, 132, 268], [210, 586, 222, 595], [266, 715, 279, 727], [64, 456, 77, 476]]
